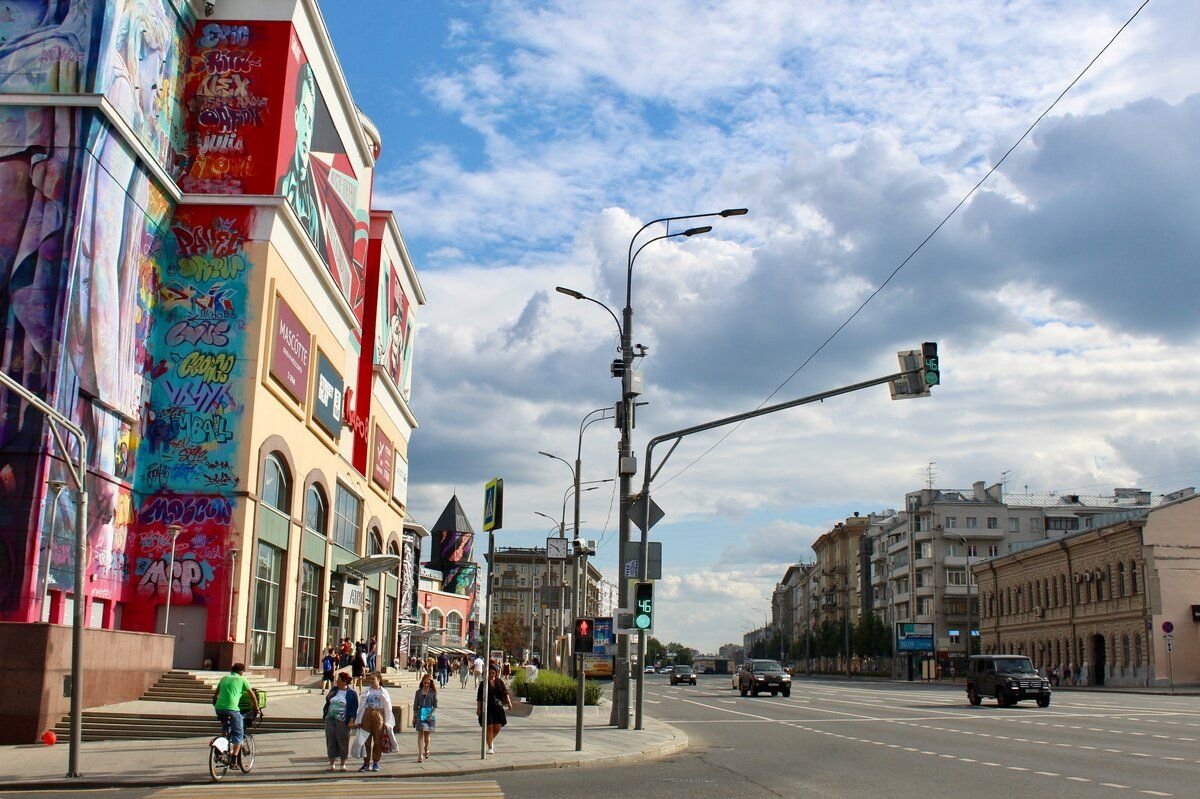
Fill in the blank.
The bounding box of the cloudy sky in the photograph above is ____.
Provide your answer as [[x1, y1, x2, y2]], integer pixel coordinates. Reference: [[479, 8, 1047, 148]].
[[323, 0, 1200, 652]]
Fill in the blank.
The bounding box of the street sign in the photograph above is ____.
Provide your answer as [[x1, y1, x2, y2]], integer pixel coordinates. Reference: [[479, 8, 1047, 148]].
[[483, 478, 504, 532], [627, 493, 665, 533], [621, 540, 662, 580], [1161, 620, 1174, 634]]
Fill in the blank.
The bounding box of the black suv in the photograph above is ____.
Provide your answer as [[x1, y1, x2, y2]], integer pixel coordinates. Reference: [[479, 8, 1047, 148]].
[[966, 655, 1051, 708], [670, 665, 697, 685], [738, 659, 791, 697]]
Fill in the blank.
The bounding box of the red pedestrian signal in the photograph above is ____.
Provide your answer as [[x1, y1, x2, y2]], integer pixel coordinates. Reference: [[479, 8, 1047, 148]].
[[574, 617, 595, 654]]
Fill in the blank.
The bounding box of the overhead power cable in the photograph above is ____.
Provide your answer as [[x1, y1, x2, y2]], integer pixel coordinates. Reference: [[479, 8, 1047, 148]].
[[656, 0, 1152, 491]]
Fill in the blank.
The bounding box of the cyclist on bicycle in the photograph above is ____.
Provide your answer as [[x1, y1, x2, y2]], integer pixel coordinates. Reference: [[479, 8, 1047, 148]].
[[212, 663, 259, 761]]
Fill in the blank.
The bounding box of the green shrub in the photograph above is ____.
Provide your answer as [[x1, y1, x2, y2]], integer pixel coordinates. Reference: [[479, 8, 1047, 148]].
[[520, 669, 601, 705], [511, 668, 527, 698]]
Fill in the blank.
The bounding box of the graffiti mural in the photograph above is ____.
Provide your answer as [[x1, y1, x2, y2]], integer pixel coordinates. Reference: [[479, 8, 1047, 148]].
[[373, 254, 412, 391], [141, 207, 251, 493], [180, 20, 288, 194], [278, 36, 370, 323]]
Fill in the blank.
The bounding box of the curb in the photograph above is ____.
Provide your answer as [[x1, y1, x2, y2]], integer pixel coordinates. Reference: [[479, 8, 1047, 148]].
[[0, 727, 688, 792]]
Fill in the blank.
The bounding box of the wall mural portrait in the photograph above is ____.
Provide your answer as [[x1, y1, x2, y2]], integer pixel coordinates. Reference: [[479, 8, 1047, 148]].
[[278, 40, 370, 325], [373, 254, 411, 392]]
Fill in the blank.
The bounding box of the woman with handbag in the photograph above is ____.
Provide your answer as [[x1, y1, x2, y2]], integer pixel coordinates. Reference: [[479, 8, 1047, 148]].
[[354, 673, 395, 772], [321, 672, 358, 772], [413, 673, 438, 762]]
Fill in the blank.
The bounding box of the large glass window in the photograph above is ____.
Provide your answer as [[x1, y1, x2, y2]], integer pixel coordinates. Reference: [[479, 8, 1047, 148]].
[[369, 529, 383, 556], [251, 542, 283, 667], [297, 561, 320, 669], [333, 484, 362, 552], [446, 611, 463, 644], [383, 596, 397, 669], [305, 486, 328, 535]]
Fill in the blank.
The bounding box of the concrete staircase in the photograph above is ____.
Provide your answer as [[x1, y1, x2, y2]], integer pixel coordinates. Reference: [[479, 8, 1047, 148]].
[[141, 670, 314, 704], [53, 710, 322, 742]]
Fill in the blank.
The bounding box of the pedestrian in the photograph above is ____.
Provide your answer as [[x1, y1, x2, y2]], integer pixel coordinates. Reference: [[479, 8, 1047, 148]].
[[352, 641, 367, 687], [413, 672, 438, 762], [322, 672, 358, 772], [477, 664, 513, 755], [472, 652, 485, 686], [524, 657, 539, 682], [425, 653, 437, 678], [459, 654, 471, 689], [367, 635, 378, 672], [502, 660, 511, 679], [436, 652, 450, 687], [355, 673, 395, 772], [321, 648, 336, 691], [340, 637, 352, 668]]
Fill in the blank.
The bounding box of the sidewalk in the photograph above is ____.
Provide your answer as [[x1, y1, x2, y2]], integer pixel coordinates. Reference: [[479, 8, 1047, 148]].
[[0, 677, 686, 791]]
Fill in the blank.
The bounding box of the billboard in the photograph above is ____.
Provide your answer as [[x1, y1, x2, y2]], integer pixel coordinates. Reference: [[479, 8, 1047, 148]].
[[269, 296, 310, 402], [896, 622, 934, 652], [434, 530, 474, 567]]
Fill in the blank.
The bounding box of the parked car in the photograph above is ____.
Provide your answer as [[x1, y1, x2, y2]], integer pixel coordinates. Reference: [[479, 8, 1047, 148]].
[[737, 659, 791, 697], [659, 666, 673, 674], [670, 665, 697, 686], [966, 655, 1051, 708], [644, 666, 656, 673]]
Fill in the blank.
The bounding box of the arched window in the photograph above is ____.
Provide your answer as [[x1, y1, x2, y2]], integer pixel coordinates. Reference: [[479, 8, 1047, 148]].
[[1129, 561, 1139, 594], [369, 529, 383, 556], [1096, 570, 1105, 601], [446, 611, 463, 642], [428, 609, 444, 643], [1117, 562, 1126, 596], [304, 485, 327, 535], [262, 454, 291, 513]]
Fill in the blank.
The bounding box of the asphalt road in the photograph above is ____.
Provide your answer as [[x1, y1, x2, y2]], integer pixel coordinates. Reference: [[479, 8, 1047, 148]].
[[493, 674, 1199, 799]]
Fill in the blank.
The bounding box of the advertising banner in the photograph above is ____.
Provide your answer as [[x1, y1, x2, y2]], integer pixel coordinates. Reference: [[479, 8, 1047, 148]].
[[313, 352, 343, 437], [269, 296, 310, 402], [592, 616, 614, 657], [372, 426, 393, 491], [896, 622, 934, 652], [582, 654, 614, 679]]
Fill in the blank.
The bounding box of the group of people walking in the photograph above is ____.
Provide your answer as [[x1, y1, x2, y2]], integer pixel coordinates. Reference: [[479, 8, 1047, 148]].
[[321, 654, 513, 771]]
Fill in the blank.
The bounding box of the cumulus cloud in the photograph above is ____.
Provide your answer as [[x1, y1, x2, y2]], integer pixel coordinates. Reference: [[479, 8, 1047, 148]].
[[343, 0, 1200, 651]]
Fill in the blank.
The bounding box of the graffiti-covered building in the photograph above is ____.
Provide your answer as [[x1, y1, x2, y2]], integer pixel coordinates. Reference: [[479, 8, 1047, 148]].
[[0, 0, 426, 718]]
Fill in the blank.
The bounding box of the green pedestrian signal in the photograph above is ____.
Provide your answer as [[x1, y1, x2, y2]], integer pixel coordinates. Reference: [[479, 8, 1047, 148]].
[[921, 342, 940, 388], [634, 582, 654, 631]]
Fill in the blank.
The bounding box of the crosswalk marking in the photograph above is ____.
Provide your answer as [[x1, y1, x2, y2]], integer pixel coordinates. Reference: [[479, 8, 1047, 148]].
[[151, 780, 504, 799]]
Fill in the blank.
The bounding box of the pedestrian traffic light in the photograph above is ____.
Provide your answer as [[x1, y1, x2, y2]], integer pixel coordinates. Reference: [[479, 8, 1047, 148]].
[[921, 341, 939, 388], [574, 617, 594, 654], [634, 582, 654, 631]]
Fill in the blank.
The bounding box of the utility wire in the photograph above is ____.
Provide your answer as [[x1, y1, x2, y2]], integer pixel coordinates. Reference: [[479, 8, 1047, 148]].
[[656, 0, 1152, 491]]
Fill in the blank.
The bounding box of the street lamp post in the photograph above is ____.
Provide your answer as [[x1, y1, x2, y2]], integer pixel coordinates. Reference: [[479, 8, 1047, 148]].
[[162, 525, 183, 637], [39, 479, 67, 617], [557, 206, 747, 729]]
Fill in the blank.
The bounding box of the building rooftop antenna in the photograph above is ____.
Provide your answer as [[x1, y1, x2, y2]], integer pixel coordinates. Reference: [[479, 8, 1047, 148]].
[[925, 461, 937, 490]]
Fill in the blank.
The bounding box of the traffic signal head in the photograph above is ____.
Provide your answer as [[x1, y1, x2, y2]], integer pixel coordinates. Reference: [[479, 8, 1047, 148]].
[[921, 342, 939, 388], [634, 582, 654, 631], [574, 617, 594, 654]]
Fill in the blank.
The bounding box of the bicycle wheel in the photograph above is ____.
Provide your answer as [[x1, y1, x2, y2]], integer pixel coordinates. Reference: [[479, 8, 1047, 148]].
[[238, 732, 256, 772], [208, 741, 229, 782]]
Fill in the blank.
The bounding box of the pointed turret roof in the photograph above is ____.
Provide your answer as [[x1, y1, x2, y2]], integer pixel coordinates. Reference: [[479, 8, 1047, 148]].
[[431, 494, 475, 535]]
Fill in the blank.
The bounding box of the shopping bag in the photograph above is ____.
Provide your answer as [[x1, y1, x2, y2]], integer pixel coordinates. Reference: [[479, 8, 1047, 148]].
[[418, 706, 433, 723], [349, 727, 368, 759], [382, 726, 398, 754]]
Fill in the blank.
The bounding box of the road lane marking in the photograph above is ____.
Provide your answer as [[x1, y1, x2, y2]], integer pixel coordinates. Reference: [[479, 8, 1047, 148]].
[[1035, 771, 1059, 777], [1100, 783, 1129, 789], [1066, 777, 1091, 782]]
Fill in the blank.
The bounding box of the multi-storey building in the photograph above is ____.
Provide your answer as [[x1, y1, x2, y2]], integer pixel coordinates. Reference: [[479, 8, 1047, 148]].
[[811, 514, 868, 630], [0, 0, 426, 741], [975, 489, 1198, 687], [489, 546, 605, 661], [889, 482, 1157, 669]]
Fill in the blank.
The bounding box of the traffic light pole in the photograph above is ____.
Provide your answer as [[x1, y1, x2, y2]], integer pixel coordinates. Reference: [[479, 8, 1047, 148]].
[[632, 361, 930, 730]]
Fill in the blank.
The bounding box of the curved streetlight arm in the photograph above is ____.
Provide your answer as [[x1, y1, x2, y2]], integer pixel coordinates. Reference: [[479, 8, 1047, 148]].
[[555, 287, 623, 340]]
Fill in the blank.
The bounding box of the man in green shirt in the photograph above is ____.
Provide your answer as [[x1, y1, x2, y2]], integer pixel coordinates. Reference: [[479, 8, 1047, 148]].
[[212, 663, 259, 760]]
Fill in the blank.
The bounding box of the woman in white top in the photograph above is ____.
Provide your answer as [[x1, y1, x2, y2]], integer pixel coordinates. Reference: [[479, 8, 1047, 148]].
[[355, 673, 395, 772]]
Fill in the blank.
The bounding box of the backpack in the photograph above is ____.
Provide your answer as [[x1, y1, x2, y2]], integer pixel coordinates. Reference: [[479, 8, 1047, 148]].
[[239, 688, 267, 711]]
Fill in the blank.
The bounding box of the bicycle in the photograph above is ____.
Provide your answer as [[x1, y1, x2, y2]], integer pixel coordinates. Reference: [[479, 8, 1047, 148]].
[[209, 709, 260, 781]]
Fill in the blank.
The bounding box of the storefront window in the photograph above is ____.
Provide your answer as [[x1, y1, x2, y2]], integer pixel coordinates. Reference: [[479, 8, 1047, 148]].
[[251, 542, 282, 667], [333, 484, 362, 552], [305, 486, 327, 534], [383, 596, 396, 669], [365, 587, 379, 650], [297, 561, 320, 669]]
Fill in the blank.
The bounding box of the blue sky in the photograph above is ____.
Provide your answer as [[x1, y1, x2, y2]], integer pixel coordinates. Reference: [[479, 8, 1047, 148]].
[[321, 1, 1200, 651]]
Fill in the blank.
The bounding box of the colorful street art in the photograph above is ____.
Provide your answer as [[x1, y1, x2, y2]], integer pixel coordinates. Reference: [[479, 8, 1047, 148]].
[[278, 36, 370, 324], [180, 19, 287, 194]]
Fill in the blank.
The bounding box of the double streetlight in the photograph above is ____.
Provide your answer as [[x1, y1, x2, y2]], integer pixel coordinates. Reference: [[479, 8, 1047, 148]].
[[556, 207, 747, 730]]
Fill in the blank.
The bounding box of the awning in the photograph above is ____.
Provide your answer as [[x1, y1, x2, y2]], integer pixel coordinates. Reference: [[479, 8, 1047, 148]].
[[338, 554, 401, 577], [427, 645, 475, 656], [404, 511, 429, 538]]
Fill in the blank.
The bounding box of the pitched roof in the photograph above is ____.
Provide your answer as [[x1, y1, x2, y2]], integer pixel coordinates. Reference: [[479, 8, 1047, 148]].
[[431, 494, 475, 535]]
